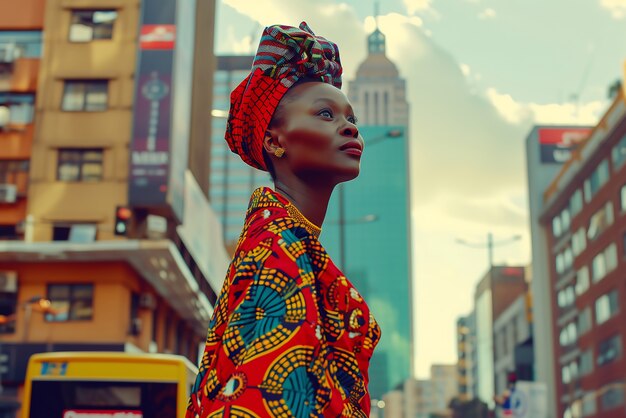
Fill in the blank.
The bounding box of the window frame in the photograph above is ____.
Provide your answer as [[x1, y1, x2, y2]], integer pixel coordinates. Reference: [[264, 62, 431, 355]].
[[61, 80, 109, 112], [56, 148, 104, 182], [45, 283, 94, 322], [68, 9, 118, 43]]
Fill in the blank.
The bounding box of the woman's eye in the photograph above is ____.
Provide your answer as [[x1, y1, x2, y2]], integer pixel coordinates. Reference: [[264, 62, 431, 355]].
[[318, 110, 333, 118], [348, 115, 358, 124]]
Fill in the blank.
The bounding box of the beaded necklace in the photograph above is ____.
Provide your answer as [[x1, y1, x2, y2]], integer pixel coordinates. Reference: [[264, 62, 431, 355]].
[[285, 203, 322, 238]]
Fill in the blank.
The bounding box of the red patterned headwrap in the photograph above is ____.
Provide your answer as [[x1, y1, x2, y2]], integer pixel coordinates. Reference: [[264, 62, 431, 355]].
[[225, 22, 343, 171]]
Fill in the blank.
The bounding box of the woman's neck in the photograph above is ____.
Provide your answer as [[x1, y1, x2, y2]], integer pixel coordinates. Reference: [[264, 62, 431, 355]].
[[274, 179, 333, 227]]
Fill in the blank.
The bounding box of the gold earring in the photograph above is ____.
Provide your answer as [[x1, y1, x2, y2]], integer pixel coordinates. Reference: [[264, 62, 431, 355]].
[[274, 148, 285, 158]]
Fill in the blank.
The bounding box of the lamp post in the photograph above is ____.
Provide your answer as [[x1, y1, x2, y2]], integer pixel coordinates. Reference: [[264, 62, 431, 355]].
[[337, 129, 403, 270], [455, 232, 522, 270]]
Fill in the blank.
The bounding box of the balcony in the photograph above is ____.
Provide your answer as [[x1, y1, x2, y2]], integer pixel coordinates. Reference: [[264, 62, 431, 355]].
[[0, 124, 34, 159], [0, 58, 40, 92]]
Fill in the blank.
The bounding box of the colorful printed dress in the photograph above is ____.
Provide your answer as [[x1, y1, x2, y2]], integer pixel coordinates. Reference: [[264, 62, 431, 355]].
[[187, 187, 381, 418]]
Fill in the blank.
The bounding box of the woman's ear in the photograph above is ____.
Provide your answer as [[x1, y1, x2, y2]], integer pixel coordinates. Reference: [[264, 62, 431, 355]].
[[263, 130, 283, 155]]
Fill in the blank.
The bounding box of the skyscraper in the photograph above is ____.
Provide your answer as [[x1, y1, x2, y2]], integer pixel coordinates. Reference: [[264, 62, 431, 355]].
[[323, 22, 412, 398], [209, 55, 272, 247]]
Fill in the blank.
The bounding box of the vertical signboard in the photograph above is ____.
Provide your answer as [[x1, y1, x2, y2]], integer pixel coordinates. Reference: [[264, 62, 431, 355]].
[[538, 127, 592, 164], [128, 0, 196, 222]]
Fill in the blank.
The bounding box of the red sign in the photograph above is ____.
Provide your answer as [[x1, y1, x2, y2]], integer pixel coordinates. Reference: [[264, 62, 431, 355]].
[[140, 25, 176, 50], [63, 411, 142, 418], [537, 127, 591, 146]]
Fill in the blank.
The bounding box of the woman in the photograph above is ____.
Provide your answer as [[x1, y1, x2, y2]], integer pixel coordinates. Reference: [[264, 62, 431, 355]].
[[187, 22, 381, 418]]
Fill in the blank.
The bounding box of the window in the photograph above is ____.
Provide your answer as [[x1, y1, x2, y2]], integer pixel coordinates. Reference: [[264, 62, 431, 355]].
[[559, 322, 578, 347], [57, 149, 103, 181], [587, 201, 614, 240], [570, 189, 584, 217], [592, 243, 617, 282], [0, 31, 42, 61], [561, 360, 578, 385], [575, 267, 590, 296], [584, 160, 610, 203], [556, 247, 574, 275], [0, 93, 35, 129], [580, 349, 594, 376], [611, 133, 626, 171], [52, 224, 97, 242], [557, 286, 575, 309], [597, 334, 622, 366], [582, 392, 597, 417], [0, 160, 29, 193], [600, 382, 625, 410], [552, 216, 562, 238], [69, 10, 118, 42], [46, 284, 94, 321], [578, 307, 592, 336], [572, 227, 586, 256], [61, 80, 108, 111], [0, 271, 18, 334], [621, 184, 626, 212], [595, 290, 619, 325]]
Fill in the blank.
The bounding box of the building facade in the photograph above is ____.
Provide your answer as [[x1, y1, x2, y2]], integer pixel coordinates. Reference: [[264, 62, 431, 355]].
[[540, 88, 626, 418], [526, 124, 593, 418], [474, 266, 528, 408], [0, 1, 225, 415], [457, 314, 476, 402], [0, 0, 43, 242], [493, 291, 533, 398], [209, 55, 272, 247]]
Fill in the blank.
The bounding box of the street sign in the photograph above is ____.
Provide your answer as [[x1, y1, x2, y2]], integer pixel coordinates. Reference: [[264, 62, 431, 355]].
[[511, 381, 548, 418]]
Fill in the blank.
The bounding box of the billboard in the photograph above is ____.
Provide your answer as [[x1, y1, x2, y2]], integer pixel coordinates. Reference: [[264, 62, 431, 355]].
[[128, 0, 196, 222], [538, 127, 592, 164]]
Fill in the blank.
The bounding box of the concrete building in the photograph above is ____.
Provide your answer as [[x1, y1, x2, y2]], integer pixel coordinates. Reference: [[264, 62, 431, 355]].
[[540, 85, 626, 418], [526, 124, 593, 418], [492, 291, 533, 398], [0, 1, 43, 241], [0, 0, 226, 415], [457, 314, 477, 401], [382, 365, 457, 418], [209, 55, 271, 247], [474, 266, 528, 408]]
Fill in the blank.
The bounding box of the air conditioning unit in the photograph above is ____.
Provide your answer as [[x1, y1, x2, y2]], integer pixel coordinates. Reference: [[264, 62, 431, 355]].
[[0, 272, 17, 293], [139, 293, 156, 310], [0, 44, 16, 63], [0, 184, 17, 203]]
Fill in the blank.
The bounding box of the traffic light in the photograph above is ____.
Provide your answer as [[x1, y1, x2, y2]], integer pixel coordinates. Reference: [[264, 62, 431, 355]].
[[114, 206, 132, 236]]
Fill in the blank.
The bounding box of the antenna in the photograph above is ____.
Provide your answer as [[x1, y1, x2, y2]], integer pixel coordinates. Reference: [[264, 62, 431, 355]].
[[374, 0, 380, 28]]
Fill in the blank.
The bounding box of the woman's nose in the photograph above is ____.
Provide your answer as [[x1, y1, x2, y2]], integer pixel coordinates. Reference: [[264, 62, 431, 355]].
[[340, 122, 359, 138]]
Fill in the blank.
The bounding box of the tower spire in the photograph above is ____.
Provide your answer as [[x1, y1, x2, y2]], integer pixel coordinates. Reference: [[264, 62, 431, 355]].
[[368, 0, 386, 55]]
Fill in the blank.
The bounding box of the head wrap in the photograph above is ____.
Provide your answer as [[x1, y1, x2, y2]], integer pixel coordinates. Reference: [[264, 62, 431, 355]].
[[225, 22, 343, 171]]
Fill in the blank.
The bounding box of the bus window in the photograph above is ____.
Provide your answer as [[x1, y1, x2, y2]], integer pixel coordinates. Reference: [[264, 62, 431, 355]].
[[29, 380, 177, 418]]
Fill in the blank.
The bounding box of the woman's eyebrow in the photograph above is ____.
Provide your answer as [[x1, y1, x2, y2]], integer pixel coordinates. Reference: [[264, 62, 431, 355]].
[[312, 98, 355, 113]]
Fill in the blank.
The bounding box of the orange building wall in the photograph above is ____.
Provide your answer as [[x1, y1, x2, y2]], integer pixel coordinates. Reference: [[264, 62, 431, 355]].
[[0, 0, 45, 29]]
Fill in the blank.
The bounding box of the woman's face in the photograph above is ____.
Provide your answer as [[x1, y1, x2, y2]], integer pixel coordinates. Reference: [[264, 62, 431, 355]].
[[269, 82, 363, 184]]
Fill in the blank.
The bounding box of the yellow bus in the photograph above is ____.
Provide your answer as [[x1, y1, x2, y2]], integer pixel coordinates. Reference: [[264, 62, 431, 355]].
[[21, 352, 198, 418]]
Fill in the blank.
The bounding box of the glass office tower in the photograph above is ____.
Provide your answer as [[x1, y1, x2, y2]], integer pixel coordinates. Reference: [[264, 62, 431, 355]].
[[322, 125, 412, 399]]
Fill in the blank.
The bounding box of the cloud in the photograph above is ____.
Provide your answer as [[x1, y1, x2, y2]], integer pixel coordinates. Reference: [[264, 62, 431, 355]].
[[485, 88, 606, 125], [403, 0, 434, 15], [600, 0, 626, 18], [478, 8, 497, 19]]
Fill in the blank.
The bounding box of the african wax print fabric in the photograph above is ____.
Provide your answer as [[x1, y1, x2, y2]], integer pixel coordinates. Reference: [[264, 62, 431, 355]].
[[187, 187, 381, 418], [225, 22, 342, 171]]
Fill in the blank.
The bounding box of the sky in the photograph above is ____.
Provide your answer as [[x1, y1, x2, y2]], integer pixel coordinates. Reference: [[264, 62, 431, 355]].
[[212, 0, 626, 378]]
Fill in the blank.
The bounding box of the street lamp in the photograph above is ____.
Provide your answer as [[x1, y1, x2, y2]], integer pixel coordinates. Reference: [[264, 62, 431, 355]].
[[455, 232, 522, 269], [337, 129, 404, 270]]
